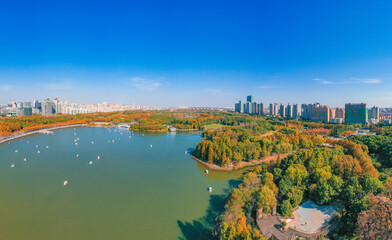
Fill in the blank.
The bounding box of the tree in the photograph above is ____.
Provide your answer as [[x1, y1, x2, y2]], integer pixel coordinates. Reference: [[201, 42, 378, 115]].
[[287, 186, 303, 207], [361, 174, 386, 195], [385, 177, 392, 197], [357, 195, 392, 240], [280, 200, 293, 217], [257, 186, 277, 214], [313, 175, 343, 205], [285, 164, 308, 186]]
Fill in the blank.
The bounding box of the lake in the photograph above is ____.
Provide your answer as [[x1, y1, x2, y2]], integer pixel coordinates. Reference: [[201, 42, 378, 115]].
[[0, 127, 244, 240]]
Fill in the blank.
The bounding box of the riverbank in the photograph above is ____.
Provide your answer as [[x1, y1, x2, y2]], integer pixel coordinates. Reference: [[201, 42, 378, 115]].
[[0, 124, 86, 145], [193, 151, 293, 171]]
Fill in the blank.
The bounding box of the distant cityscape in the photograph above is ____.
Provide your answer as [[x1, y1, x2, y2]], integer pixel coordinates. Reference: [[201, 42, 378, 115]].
[[0, 98, 233, 117], [235, 95, 392, 125], [0, 98, 149, 116]]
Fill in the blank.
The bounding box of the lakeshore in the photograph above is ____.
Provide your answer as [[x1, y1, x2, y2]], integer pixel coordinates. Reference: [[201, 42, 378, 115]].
[[0, 122, 117, 145], [0, 124, 86, 145], [193, 151, 292, 171]]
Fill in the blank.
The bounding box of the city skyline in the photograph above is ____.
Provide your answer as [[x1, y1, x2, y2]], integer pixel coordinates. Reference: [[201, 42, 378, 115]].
[[1, 1, 392, 107]]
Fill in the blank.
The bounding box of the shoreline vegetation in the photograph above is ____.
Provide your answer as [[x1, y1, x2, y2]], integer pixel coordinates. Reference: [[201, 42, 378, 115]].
[[0, 122, 118, 145], [192, 152, 292, 171], [0, 123, 86, 145]]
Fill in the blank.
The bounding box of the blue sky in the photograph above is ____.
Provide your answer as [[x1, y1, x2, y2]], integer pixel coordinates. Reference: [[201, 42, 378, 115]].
[[0, 0, 392, 107]]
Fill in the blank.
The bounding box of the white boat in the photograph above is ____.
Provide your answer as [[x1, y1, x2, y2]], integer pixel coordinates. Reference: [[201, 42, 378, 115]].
[[185, 151, 187, 154], [112, 140, 114, 143], [11, 164, 15, 168], [27, 141, 29, 144], [24, 158, 27, 162], [97, 156, 100, 160], [208, 187, 212, 192], [64, 180, 68, 186], [15, 150, 18, 153], [91, 141, 94, 144], [46, 146, 49, 149], [74, 133, 76, 136], [205, 170, 209, 174], [37, 150, 40, 154], [89, 161, 93, 165], [75, 143, 78, 146], [150, 145, 152, 148], [36, 145, 38, 148], [76, 154, 79, 158]]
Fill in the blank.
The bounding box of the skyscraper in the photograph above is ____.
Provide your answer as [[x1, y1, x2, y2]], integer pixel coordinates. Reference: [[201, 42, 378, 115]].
[[286, 104, 293, 118], [302, 104, 313, 120], [345, 103, 368, 124], [245, 101, 253, 114], [235, 100, 244, 113], [293, 104, 301, 119], [368, 106, 379, 122], [335, 108, 345, 119], [279, 104, 286, 118], [42, 99, 56, 115], [311, 105, 331, 123], [247, 95, 254, 103], [258, 102, 265, 116]]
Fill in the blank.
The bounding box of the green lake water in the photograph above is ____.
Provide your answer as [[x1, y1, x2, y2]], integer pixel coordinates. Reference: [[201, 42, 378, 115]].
[[0, 127, 245, 240]]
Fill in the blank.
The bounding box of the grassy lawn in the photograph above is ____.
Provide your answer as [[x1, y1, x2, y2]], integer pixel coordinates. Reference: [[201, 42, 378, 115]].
[[203, 123, 223, 130]]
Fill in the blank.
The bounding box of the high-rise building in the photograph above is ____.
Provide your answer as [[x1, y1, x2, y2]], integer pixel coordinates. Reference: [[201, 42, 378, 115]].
[[329, 108, 336, 119], [16, 107, 33, 116], [269, 103, 279, 116], [247, 95, 254, 103], [42, 99, 56, 115], [258, 102, 265, 116], [302, 104, 313, 120], [345, 103, 368, 124], [33, 100, 40, 109], [252, 102, 259, 115], [311, 105, 331, 123], [279, 104, 286, 118], [286, 104, 293, 118], [11, 101, 17, 108], [16, 102, 23, 109], [335, 108, 345, 119], [235, 100, 244, 113], [245, 101, 253, 114], [293, 104, 301, 119], [368, 106, 379, 123]]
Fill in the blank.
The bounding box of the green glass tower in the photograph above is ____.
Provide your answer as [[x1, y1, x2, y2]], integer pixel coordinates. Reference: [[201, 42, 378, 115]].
[[345, 103, 368, 124]]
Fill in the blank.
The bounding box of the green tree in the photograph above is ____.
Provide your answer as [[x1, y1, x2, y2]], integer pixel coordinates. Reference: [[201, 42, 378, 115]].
[[280, 200, 293, 217], [257, 186, 277, 214]]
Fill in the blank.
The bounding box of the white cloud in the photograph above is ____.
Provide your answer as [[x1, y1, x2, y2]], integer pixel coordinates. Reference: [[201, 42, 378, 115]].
[[0, 85, 11, 91], [315, 78, 382, 85], [255, 85, 279, 89], [128, 77, 161, 91], [312, 78, 321, 81], [44, 81, 74, 90], [350, 78, 381, 84], [321, 81, 336, 84]]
